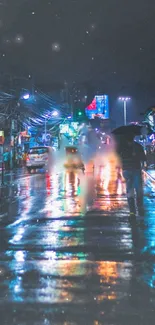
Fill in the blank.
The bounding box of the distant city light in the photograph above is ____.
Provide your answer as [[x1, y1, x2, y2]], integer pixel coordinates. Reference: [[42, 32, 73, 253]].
[[67, 116, 72, 119]]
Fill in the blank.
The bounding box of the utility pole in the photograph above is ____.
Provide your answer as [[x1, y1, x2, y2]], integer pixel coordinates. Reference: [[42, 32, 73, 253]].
[[119, 97, 131, 126], [64, 81, 74, 120], [45, 117, 47, 144], [31, 74, 34, 97], [123, 100, 127, 126], [70, 94, 74, 120], [0, 131, 5, 185], [10, 75, 14, 170], [1, 144, 4, 185]]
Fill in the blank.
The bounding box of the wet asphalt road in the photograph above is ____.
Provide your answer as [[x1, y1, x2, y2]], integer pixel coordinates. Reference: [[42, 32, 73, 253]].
[[0, 167, 155, 325]]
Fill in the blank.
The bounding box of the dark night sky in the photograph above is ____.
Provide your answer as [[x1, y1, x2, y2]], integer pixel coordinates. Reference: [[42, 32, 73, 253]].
[[1, 0, 155, 104]]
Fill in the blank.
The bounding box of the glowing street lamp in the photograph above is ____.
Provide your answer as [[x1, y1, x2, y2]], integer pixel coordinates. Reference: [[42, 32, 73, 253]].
[[119, 97, 131, 126], [52, 110, 59, 117], [22, 93, 30, 100]]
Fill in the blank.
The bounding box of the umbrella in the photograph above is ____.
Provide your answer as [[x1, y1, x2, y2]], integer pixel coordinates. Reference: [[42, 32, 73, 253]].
[[112, 124, 153, 137]]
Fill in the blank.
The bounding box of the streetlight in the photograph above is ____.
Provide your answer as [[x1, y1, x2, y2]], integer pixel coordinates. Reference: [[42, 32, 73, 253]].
[[119, 97, 131, 126], [22, 93, 30, 100], [52, 110, 59, 117]]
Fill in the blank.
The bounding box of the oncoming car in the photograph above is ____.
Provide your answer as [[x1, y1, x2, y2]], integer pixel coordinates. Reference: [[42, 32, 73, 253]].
[[26, 146, 52, 171], [64, 146, 85, 170]]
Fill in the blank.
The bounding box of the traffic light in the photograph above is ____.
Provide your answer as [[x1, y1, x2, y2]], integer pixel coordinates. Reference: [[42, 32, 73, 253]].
[[78, 111, 82, 116], [75, 108, 87, 121]]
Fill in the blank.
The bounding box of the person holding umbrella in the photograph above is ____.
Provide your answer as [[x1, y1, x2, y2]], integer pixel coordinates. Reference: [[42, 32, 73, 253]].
[[112, 124, 148, 215]]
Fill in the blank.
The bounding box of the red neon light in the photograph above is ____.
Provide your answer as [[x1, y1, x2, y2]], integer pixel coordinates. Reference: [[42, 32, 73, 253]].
[[86, 98, 96, 110]]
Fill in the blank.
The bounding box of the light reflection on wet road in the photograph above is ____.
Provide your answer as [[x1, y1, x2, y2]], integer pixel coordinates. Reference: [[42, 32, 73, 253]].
[[0, 167, 155, 325]]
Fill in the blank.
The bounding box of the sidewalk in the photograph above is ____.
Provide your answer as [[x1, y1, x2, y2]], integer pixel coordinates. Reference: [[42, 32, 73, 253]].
[[143, 168, 155, 187], [0, 169, 22, 213], [0, 167, 26, 186]]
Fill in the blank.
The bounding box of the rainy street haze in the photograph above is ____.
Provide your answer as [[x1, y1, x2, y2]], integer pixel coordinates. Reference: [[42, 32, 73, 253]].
[[0, 158, 155, 325], [1, 1, 155, 324]]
